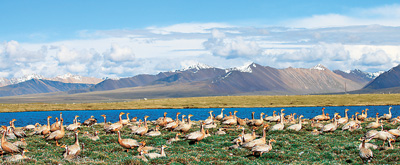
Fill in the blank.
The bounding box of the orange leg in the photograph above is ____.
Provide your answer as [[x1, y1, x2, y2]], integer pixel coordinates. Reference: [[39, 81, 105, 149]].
[[56, 140, 60, 146]]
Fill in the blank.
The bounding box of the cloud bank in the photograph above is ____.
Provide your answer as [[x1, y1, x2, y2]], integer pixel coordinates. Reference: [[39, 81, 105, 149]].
[[2, 4, 400, 79]]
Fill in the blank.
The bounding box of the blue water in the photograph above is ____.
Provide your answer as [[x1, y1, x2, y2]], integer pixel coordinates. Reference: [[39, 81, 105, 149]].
[[0, 105, 398, 127]]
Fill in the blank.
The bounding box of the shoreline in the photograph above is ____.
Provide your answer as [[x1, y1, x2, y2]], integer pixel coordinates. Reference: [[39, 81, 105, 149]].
[[1, 93, 400, 113]]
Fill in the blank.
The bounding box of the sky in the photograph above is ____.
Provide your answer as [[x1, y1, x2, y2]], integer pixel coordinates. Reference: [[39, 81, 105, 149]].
[[1, 1, 400, 79]]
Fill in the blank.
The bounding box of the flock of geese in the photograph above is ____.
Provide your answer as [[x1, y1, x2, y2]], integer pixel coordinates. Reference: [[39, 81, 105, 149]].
[[0, 107, 398, 163]]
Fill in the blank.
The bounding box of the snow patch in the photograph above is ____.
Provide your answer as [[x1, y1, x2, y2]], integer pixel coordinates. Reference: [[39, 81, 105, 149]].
[[182, 62, 213, 71], [227, 63, 255, 73], [310, 64, 327, 71], [10, 74, 45, 84]]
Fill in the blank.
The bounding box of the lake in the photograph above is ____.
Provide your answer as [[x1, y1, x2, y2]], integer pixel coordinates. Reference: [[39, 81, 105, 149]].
[[0, 105, 397, 127]]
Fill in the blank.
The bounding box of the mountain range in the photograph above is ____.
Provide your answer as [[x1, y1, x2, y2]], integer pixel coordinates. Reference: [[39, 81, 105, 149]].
[[0, 63, 397, 102]]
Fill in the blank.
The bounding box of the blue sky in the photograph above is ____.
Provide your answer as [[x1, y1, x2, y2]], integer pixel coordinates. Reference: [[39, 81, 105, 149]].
[[1, 1, 400, 78]]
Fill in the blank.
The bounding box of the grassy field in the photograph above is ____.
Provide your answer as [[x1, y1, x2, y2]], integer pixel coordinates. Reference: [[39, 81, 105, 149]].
[[1, 118, 399, 164], [1, 93, 400, 112]]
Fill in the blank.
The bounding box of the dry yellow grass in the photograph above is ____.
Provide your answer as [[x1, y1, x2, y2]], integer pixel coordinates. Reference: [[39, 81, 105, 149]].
[[1, 93, 400, 112]]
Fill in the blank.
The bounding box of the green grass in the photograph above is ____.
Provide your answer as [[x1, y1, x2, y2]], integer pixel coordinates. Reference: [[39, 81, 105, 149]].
[[1, 93, 400, 112], [2, 118, 400, 164]]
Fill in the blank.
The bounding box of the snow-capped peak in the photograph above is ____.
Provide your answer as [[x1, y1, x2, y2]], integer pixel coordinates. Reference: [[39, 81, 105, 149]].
[[228, 63, 256, 73], [56, 73, 82, 80], [368, 71, 384, 79], [310, 64, 327, 71], [10, 74, 45, 84], [182, 63, 213, 71]]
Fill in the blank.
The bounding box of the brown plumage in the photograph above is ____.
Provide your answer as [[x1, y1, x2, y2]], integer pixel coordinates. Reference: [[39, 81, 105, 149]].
[[63, 131, 81, 159], [359, 137, 373, 163], [50, 112, 63, 132], [175, 114, 193, 133], [46, 118, 65, 146], [134, 116, 150, 136], [215, 108, 224, 121], [337, 109, 349, 125], [185, 123, 206, 144], [83, 115, 97, 127], [164, 112, 181, 130], [117, 129, 140, 152], [251, 139, 276, 156], [242, 124, 269, 149], [357, 109, 368, 121], [1, 125, 22, 155], [366, 113, 382, 129], [380, 107, 392, 120]]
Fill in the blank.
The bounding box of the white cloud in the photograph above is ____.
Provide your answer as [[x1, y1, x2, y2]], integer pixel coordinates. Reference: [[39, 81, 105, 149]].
[[103, 44, 135, 62], [203, 30, 262, 59], [147, 23, 232, 35], [287, 4, 400, 28]]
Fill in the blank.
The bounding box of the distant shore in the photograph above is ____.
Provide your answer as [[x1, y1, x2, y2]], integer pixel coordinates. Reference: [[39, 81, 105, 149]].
[[1, 94, 399, 113]]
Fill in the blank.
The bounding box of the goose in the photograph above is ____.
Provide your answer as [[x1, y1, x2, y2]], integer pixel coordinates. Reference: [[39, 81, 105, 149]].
[[204, 111, 214, 125], [86, 131, 100, 141], [215, 108, 224, 121], [222, 111, 238, 125], [242, 124, 269, 149], [156, 112, 173, 126], [144, 145, 167, 159], [251, 139, 276, 156], [371, 128, 396, 147], [337, 109, 349, 125], [359, 137, 373, 163], [175, 114, 193, 133], [163, 112, 181, 130], [1, 125, 22, 155], [215, 128, 226, 135], [366, 113, 381, 129], [66, 115, 80, 131], [313, 107, 326, 121], [46, 118, 65, 146], [83, 115, 97, 127], [270, 111, 285, 131], [3, 149, 30, 162], [10, 119, 26, 138], [50, 112, 63, 132], [357, 109, 368, 121], [229, 137, 242, 150], [287, 115, 304, 131], [222, 112, 234, 121], [342, 112, 361, 131], [23, 123, 37, 131], [185, 123, 206, 144], [35, 116, 52, 137], [134, 116, 150, 136], [311, 119, 324, 129], [120, 113, 130, 125], [380, 107, 392, 120], [249, 112, 264, 126], [63, 131, 81, 159], [12, 138, 27, 148], [117, 129, 140, 152], [167, 133, 181, 144], [270, 110, 283, 122], [321, 113, 339, 133], [264, 111, 276, 122], [247, 112, 256, 125], [104, 112, 124, 133], [311, 129, 320, 135], [145, 125, 161, 137]]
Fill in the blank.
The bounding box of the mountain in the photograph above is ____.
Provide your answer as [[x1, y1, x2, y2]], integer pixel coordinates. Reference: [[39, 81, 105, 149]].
[[363, 64, 400, 90], [89, 63, 226, 91], [0, 79, 93, 97], [333, 69, 374, 85], [0, 63, 378, 99], [208, 63, 363, 94], [47, 73, 103, 84], [0, 73, 102, 87], [0, 78, 11, 87]]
